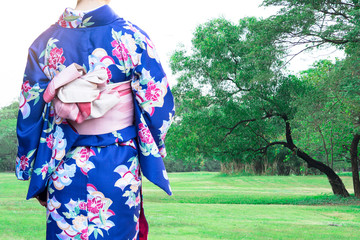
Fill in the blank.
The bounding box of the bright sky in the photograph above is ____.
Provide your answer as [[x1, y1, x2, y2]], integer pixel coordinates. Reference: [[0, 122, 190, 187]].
[[0, 0, 341, 108]]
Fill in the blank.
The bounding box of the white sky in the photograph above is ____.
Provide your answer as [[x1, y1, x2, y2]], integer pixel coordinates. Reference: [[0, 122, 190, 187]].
[[0, 0, 342, 108]]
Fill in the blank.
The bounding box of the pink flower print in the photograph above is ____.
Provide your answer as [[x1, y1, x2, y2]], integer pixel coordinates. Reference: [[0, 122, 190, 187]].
[[78, 147, 94, 164], [80, 228, 89, 240], [41, 165, 48, 174], [138, 123, 154, 144], [20, 155, 29, 170], [145, 81, 161, 102], [46, 134, 54, 149], [21, 80, 31, 93], [79, 201, 87, 210], [111, 40, 129, 61], [79, 148, 88, 160], [134, 168, 139, 181], [87, 197, 104, 214], [58, 15, 67, 28], [48, 47, 66, 70]]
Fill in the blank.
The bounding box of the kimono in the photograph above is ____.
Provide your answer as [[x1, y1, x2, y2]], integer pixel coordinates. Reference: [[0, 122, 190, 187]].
[[15, 5, 175, 240]]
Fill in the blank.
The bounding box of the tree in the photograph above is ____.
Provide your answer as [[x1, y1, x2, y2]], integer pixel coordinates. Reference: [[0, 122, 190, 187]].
[[262, 0, 360, 197], [0, 102, 18, 172], [169, 17, 351, 196], [328, 46, 360, 197], [294, 60, 353, 171]]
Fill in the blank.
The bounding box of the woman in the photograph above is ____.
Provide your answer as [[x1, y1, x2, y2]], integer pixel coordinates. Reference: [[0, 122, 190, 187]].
[[15, 0, 175, 239]]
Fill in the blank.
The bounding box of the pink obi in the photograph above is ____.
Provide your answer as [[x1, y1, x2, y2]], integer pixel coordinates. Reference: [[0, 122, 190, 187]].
[[43, 63, 134, 135]]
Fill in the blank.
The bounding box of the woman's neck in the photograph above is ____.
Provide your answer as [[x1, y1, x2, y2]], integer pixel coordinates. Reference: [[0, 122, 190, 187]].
[[75, 0, 107, 11]]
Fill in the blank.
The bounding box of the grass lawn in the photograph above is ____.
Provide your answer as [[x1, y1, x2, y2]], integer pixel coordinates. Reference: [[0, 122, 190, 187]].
[[1, 172, 360, 239]]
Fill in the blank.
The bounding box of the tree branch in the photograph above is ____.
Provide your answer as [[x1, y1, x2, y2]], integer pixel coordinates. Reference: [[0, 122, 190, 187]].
[[221, 113, 275, 141], [256, 141, 289, 153], [280, 42, 326, 69]]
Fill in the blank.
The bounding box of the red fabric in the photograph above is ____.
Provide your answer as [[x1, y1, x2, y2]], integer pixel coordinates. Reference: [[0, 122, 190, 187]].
[[43, 81, 56, 103], [139, 187, 148, 240], [76, 102, 92, 123]]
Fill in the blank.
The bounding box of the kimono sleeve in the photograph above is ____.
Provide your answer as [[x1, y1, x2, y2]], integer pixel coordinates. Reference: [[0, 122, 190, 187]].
[[16, 48, 79, 199], [132, 36, 175, 158], [131, 34, 175, 195], [16, 48, 49, 181]]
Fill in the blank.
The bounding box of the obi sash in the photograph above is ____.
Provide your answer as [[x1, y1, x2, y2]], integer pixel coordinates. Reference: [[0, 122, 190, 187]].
[[43, 63, 134, 135]]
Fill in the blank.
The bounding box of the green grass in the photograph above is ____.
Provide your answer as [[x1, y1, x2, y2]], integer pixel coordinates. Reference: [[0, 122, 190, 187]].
[[338, 171, 360, 177], [1, 172, 360, 239], [143, 172, 360, 205]]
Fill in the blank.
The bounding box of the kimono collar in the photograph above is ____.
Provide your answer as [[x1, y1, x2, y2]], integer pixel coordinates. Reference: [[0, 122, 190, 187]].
[[57, 4, 120, 28]]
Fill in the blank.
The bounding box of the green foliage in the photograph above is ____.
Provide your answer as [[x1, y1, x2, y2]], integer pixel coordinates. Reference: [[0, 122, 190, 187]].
[[169, 16, 326, 174], [338, 171, 360, 176], [167, 0, 360, 178], [168, 17, 288, 170], [262, 0, 360, 48], [291, 60, 354, 170], [164, 155, 221, 172], [0, 102, 18, 172]]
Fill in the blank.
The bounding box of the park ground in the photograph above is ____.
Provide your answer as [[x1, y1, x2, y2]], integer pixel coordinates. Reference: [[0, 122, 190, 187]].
[[1, 172, 360, 239]]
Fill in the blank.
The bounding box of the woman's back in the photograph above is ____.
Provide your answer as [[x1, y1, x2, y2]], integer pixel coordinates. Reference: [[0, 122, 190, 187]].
[[16, 4, 175, 240]]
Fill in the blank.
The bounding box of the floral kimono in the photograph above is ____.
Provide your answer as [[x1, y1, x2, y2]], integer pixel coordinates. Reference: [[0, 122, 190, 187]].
[[15, 5, 174, 240]]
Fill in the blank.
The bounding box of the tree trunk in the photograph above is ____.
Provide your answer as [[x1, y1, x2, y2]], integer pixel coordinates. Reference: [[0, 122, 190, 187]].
[[350, 133, 360, 198], [330, 127, 334, 169], [295, 148, 350, 197], [220, 161, 244, 174], [283, 116, 350, 197]]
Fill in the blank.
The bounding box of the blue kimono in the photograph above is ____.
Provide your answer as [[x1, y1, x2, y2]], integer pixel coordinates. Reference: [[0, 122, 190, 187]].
[[15, 5, 174, 240]]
